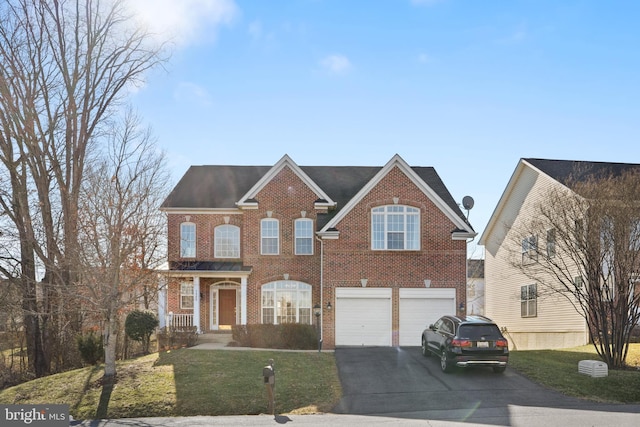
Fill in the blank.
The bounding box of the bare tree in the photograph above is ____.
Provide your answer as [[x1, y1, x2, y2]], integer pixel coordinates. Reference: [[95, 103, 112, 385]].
[[77, 110, 168, 380], [511, 169, 640, 368], [0, 0, 165, 376]]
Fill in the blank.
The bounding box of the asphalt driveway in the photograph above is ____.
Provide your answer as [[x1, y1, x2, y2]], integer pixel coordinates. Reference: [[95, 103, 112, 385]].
[[332, 346, 640, 425]]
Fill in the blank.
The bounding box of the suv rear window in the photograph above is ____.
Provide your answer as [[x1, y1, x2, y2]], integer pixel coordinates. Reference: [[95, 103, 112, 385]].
[[458, 324, 502, 340]]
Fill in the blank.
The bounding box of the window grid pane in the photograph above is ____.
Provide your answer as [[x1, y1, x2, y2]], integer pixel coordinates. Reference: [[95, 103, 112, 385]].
[[180, 283, 194, 309], [180, 223, 195, 258], [261, 219, 279, 254], [295, 219, 313, 255], [371, 205, 420, 250], [215, 225, 240, 258], [261, 281, 312, 325]]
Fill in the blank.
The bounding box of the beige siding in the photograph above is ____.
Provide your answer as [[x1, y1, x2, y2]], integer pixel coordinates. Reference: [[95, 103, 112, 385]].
[[484, 165, 588, 350]]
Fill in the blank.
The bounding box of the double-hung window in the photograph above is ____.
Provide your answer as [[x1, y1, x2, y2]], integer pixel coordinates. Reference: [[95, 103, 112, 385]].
[[546, 229, 556, 258], [521, 235, 537, 264], [521, 284, 537, 317], [372, 205, 420, 250], [295, 218, 313, 255], [214, 225, 240, 258], [180, 223, 196, 258], [180, 282, 194, 309], [261, 218, 279, 255]]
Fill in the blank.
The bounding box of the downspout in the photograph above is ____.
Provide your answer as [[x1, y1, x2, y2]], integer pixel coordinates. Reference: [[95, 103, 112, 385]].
[[316, 235, 324, 345]]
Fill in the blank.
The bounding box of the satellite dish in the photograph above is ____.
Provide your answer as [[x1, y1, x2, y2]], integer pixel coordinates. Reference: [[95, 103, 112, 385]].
[[462, 196, 474, 211]]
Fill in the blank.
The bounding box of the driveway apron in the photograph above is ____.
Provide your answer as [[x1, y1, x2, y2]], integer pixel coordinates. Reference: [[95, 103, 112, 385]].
[[331, 346, 636, 420]]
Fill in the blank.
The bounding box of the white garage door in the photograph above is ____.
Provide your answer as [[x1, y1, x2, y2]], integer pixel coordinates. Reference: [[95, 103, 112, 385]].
[[399, 288, 456, 346], [335, 288, 392, 346]]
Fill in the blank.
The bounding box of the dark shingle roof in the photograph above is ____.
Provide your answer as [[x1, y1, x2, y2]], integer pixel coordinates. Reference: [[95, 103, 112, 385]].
[[168, 261, 251, 272], [161, 163, 471, 230], [524, 158, 640, 187]]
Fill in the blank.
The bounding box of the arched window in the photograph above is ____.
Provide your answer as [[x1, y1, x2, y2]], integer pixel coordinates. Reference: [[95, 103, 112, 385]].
[[180, 222, 196, 258], [371, 205, 420, 250], [261, 281, 312, 324], [214, 224, 240, 258], [294, 218, 313, 255], [261, 218, 279, 255]]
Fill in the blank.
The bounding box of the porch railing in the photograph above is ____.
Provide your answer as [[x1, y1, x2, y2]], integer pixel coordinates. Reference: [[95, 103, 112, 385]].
[[166, 313, 194, 329]]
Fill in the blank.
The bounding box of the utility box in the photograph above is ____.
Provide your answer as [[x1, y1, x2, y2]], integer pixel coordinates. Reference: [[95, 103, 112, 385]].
[[578, 360, 608, 378]]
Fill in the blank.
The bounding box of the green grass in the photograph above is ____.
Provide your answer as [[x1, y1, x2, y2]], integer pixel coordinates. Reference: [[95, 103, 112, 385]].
[[0, 349, 341, 420], [509, 343, 640, 403], [2, 344, 640, 420]]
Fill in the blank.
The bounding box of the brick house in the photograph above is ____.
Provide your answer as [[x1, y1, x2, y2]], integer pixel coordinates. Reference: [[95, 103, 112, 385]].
[[158, 154, 475, 348]]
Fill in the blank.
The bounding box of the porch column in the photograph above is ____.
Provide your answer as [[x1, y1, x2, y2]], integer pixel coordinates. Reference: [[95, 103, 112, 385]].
[[158, 275, 167, 328], [241, 277, 247, 325], [193, 276, 201, 333]]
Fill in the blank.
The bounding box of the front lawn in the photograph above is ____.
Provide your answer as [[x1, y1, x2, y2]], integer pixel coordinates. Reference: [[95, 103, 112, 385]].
[[509, 343, 640, 403], [0, 349, 341, 420]]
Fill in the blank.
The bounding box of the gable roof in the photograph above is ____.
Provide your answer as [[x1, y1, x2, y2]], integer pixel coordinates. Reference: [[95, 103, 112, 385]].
[[524, 158, 640, 188], [479, 158, 640, 245], [161, 155, 474, 235]]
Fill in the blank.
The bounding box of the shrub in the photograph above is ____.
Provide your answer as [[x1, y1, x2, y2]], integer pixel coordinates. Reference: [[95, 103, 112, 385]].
[[76, 332, 103, 365], [156, 326, 198, 350], [125, 310, 159, 354], [232, 324, 318, 349]]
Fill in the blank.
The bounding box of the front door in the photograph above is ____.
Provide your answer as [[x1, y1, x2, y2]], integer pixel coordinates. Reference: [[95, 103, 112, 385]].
[[219, 289, 236, 327]]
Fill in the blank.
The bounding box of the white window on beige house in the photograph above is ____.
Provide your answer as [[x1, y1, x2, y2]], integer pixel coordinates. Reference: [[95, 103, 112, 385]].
[[214, 224, 240, 258], [521, 284, 537, 318], [546, 229, 556, 258], [180, 222, 196, 258], [521, 235, 538, 264]]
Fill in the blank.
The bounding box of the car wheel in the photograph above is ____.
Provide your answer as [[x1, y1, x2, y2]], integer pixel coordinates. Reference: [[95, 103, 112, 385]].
[[493, 366, 506, 374], [440, 349, 453, 373], [421, 337, 430, 357]]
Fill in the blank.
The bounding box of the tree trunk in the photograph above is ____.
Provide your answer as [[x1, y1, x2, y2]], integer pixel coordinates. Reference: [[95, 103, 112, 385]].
[[103, 313, 119, 380]]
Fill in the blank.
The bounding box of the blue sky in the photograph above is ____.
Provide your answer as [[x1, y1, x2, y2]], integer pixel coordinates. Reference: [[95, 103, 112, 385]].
[[128, 0, 640, 258]]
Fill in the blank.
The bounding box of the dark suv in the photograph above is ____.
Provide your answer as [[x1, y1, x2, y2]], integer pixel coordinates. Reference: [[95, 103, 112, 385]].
[[421, 315, 509, 373]]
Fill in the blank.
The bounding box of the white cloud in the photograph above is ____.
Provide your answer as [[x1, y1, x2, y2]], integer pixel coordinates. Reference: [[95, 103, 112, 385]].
[[174, 82, 213, 107], [124, 0, 238, 47], [320, 54, 352, 75]]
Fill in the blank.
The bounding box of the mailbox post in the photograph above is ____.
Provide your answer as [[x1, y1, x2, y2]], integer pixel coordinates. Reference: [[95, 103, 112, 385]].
[[263, 358, 275, 415]]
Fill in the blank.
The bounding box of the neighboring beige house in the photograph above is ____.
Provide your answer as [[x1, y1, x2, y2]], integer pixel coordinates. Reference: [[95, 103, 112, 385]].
[[466, 259, 484, 316], [479, 158, 640, 350]]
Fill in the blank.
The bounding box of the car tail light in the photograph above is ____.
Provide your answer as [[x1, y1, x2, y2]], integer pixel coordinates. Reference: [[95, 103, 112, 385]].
[[495, 339, 508, 348], [451, 339, 472, 348]]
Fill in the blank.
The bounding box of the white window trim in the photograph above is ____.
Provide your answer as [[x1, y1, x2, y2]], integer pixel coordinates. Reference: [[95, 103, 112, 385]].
[[261, 218, 280, 255], [520, 284, 537, 318], [180, 282, 194, 310], [371, 205, 420, 250], [180, 222, 196, 258], [261, 280, 312, 325], [214, 224, 240, 258], [522, 235, 538, 264], [294, 218, 314, 255]]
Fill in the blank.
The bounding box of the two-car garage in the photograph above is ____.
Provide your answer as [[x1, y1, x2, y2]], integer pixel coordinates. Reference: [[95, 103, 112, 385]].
[[334, 287, 456, 347]]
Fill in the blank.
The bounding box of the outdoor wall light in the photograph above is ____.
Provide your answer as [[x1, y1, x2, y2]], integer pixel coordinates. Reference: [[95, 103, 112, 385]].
[[424, 279, 431, 288], [326, 301, 332, 311], [361, 278, 368, 287]]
